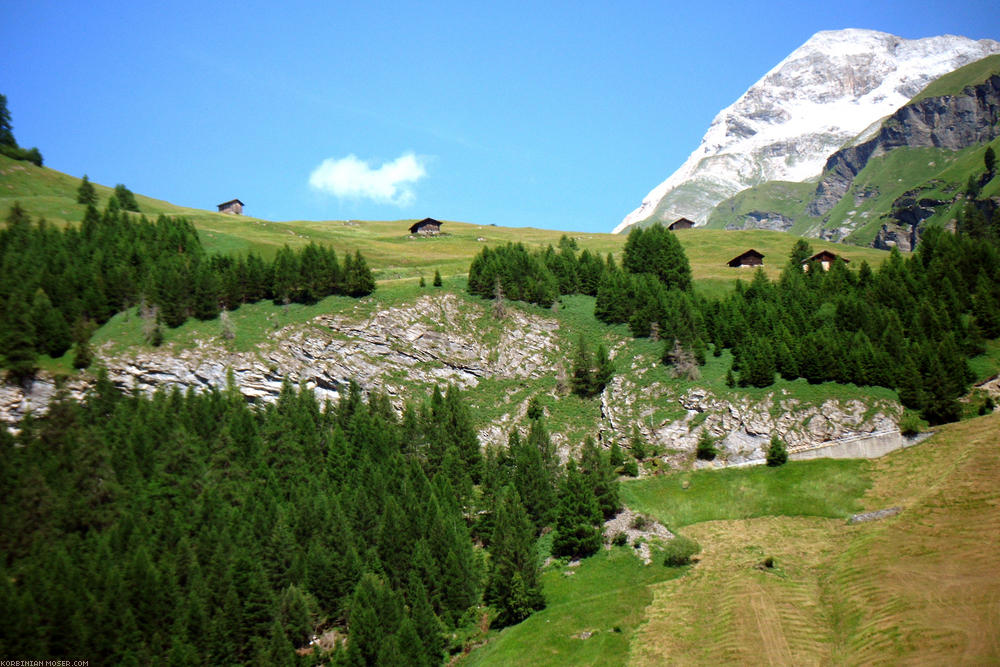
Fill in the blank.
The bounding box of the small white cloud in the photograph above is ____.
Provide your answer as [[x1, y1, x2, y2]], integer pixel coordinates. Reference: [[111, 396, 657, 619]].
[[308, 152, 427, 206]]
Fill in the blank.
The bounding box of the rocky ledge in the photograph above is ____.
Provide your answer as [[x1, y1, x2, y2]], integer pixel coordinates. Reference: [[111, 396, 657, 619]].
[[0, 294, 560, 423]]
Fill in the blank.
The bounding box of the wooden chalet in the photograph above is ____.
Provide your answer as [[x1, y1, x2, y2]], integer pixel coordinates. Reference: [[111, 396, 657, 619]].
[[668, 217, 695, 231], [409, 218, 442, 235], [217, 199, 244, 215], [727, 249, 764, 268], [802, 250, 849, 271]]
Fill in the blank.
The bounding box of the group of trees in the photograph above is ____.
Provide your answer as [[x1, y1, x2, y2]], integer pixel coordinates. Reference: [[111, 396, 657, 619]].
[[467, 235, 610, 307], [467, 219, 1000, 426], [0, 203, 375, 381], [0, 93, 43, 166], [0, 372, 624, 663], [709, 230, 1000, 423], [478, 408, 621, 626]]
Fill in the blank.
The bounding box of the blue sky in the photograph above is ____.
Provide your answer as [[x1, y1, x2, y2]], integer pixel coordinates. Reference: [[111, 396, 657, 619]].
[[2, 1, 998, 233]]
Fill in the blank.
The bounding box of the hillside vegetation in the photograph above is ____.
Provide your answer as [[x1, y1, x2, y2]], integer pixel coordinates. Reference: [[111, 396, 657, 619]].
[[1, 155, 887, 292]]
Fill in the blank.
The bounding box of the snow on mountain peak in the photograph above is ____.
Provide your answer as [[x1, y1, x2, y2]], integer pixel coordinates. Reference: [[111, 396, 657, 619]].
[[615, 29, 1000, 234]]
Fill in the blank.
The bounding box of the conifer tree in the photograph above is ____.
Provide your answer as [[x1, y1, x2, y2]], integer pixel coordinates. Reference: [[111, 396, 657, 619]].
[[570, 334, 596, 397], [551, 461, 603, 559], [433, 269, 442, 287], [766, 434, 788, 467], [77, 174, 98, 205], [580, 436, 620, 519], [1, 291, 38, 385], [485, 486, 544, 627]]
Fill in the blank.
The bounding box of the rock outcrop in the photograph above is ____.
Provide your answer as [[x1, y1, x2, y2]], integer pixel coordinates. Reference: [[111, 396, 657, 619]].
[[0, 294, 560, 423], [807, 74, 1000, 217], [602, 372, 899, 468]]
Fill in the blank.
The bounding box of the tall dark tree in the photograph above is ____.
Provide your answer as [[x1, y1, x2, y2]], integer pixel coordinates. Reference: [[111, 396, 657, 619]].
[[76, 175, 98, 206], [485, 486, 544, 627], [551, 461, 603, 559]]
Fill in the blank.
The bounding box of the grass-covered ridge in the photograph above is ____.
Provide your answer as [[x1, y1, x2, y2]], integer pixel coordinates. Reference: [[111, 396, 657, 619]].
[[910, 52, 1000, 104], [1, 154, 889, 294]]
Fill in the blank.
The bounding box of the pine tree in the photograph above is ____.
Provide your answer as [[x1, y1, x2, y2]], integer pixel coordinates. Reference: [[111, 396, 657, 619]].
[[766, 434, 788, 467], [551, 461, 603, 559], [570, 334, 596, 397], [1, 291, 38, 385], [485, 486, 544, 627], [580, 436, 620, 519], [985, 145, 996, 177], [77, 174, 98, 205], [433, 269, 443, 287]]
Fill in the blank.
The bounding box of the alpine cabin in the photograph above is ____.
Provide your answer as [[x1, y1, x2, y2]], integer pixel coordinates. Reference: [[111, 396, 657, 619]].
[[727, 249, 765, 268], [802, 250, 849, 271], [668, 217, 695, 231], [217, 199, 244, 215], [409, 218, 442, 235]]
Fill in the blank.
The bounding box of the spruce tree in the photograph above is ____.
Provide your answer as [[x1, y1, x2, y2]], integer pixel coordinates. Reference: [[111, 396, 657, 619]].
[[766, 434, 788, 467], [551, 461, 603, 559], [570, 334, 596, 397], [485, 486, 544, 627], [433, 269, 442, 287], [77, 174, 98, 205]]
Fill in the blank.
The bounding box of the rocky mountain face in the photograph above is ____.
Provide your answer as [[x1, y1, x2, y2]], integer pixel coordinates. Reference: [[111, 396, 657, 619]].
[[0, 294, 902, 469], [616, 29, 1000, 233]]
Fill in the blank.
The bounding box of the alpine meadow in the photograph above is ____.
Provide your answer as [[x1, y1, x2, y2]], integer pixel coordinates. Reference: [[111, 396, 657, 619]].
[[3, 18, 1000, 667]]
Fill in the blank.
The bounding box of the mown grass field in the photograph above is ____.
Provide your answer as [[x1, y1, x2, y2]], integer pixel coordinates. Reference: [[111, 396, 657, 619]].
[[621, 459, 872, 529], [628, 410, 1000, 665]]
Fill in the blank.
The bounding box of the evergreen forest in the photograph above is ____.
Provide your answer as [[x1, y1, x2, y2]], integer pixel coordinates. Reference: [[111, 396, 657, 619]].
[[468, 213, 1000, 425], [0, 203, 375, 382]]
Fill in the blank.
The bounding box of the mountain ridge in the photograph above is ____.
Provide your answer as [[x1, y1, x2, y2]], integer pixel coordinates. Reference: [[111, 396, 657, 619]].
[[616, 29, 1000, 233]]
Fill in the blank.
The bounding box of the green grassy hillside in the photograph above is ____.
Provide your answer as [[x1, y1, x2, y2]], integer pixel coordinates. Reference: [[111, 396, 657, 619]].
[[465, 411, 1000, 665], [1, 154, 889, 292], [911, 53, 1000, 103]]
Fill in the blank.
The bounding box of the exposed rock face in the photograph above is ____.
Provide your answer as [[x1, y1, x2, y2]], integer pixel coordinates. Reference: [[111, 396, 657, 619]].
[[602, 375, 899, 468], [807, 74, 1000, 217], [616, 30, 1000, 233], [0, 294, 560, 423], [724, 210, 794, 232]]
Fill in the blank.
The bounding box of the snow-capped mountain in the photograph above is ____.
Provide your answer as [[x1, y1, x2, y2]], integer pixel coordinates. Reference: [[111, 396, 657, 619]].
[[615, 29, 1000, 233]]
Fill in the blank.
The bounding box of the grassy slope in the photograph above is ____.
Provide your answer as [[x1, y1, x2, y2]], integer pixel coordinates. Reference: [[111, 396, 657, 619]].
[[704, 181, 814, 231], [0, 153, 889, 293], [628, 410, 1000, 665], [911, 53, 1000, 103]]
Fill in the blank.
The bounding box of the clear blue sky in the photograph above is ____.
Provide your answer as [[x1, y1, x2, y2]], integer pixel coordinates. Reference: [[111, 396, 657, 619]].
[[2, 1, 997, 233]]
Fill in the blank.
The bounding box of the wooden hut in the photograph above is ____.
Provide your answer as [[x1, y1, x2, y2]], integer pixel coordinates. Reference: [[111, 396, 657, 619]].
[[219, 199, 243, 215], [727, 249, 765, 268], [217, 199, 244, 215], [409, 218, 442, 235], [668, 217, 695, 231], [802, 250, 849, 271]]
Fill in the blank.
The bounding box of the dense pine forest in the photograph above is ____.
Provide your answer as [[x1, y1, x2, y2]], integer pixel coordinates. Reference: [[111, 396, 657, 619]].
[[0, 203, 375, 382], [0, 373, 622, 663], [468, 210, 1000, 425]]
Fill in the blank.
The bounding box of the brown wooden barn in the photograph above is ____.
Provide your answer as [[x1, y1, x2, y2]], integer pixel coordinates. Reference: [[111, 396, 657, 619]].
[[727, 249, 764, 268], [217, 199, 244, 215], [409, 218, 442, 235], [802, 250, 849, 271], [668, 217, 695, 231]]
